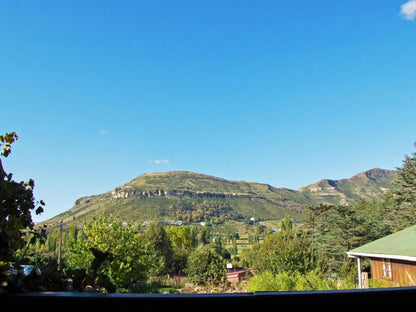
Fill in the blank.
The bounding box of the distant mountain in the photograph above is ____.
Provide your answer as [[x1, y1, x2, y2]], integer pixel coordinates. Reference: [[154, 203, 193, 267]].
[[299, 168, 396, 206], [42, 168, 396, 229]]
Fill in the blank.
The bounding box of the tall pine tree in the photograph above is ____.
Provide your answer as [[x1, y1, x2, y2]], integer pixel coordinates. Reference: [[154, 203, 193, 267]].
[[391, 142, 416, 230]]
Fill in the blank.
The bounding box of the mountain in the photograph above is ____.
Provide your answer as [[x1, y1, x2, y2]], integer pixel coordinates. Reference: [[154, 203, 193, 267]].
[[299, 167, 397, 206], [42, 168, 396, 229]]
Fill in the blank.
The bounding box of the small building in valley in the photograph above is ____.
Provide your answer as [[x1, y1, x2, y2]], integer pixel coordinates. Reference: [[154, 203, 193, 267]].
[[226, 267, 250, 285], [347, 225, 416, 288]]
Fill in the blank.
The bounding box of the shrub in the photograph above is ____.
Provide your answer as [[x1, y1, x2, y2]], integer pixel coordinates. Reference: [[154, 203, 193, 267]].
[[185, 244, 226, 286]]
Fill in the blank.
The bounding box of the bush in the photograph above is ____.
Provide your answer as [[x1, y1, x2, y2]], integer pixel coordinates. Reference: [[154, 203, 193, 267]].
[[247, 269, 350, 292], [66, 215, 150, 292], [247, 271, 293, 292], [185, 244, 226, 286]]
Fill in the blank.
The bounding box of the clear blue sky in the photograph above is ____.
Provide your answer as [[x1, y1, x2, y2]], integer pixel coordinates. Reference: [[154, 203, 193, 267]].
[[1, 1, 416, 222]]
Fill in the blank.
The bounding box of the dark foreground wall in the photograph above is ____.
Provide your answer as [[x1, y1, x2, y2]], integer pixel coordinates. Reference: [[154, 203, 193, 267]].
[[2, 287, 416, 310]]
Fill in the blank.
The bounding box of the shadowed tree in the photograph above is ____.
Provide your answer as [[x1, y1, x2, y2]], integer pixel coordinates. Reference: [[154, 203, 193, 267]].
[[0, 132, 45, 261]]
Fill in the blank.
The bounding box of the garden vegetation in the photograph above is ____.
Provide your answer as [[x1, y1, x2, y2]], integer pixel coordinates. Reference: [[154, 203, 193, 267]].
[[1, 132, 416, 293]]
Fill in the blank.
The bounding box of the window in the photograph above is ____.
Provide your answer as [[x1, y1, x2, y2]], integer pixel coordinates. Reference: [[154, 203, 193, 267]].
[[382, 259, 392, 279]]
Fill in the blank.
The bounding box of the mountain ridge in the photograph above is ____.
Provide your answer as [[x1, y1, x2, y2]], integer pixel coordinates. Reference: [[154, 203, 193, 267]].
[[299, 167, 396, 205], [43, 168, 396, 229]]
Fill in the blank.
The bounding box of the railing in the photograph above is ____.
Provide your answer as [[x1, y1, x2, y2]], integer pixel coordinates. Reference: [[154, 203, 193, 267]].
[[2, 287, 416, 310]]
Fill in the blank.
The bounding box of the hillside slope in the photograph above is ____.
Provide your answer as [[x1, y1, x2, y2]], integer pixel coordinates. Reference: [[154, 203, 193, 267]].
[[43, 168, 396, 229], [299, 168, 396, 205]]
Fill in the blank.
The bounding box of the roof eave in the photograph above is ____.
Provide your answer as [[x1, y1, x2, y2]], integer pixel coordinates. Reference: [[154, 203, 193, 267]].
[[347, 251, 416, 262]]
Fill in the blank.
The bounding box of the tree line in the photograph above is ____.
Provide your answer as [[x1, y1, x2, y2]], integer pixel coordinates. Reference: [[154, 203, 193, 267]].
[[1, 132, 416, 293], [244, 143, 416, 291]]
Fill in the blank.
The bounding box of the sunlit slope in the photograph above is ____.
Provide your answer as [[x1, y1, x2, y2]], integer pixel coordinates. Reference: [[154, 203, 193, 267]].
[[299, 168, 396, 206], [43, 169, 395, 229]]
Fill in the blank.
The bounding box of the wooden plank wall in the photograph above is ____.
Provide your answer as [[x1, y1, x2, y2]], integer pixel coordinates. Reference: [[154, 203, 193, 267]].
[[371, 258, 416, 287]]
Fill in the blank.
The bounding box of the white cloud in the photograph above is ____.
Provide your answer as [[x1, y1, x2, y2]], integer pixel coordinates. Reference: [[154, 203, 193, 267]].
[[400, 0, 416, 20], [100, 129, 107, 135], [152, 159, 169, 164]]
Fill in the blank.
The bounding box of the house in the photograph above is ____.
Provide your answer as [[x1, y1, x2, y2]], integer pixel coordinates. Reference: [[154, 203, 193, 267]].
[[347, 225, 416, 288], [226, 268, 250, 285]]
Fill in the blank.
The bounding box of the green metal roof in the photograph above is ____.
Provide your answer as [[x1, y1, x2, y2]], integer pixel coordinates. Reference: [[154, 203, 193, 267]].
[[347, 225, 416, 261]]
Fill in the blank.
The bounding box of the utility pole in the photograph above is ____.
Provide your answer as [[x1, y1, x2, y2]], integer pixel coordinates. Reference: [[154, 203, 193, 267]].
[[57, 220, 63, 271]]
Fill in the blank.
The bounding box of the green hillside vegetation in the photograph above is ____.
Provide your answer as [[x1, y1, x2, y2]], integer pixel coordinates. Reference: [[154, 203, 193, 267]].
[[299, 168, 396, 205], [43, 168, 396, 231], [2, 131, 416, 294]]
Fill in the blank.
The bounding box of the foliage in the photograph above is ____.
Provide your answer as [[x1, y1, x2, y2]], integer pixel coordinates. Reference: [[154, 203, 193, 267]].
[[393, 143, 416, 204], [304, 204, 367, 271], [3, 132, 416, 293], [165, 225, 198, 274], [245, 144, 416, 288], [168, 197, 243, 224], [390, 143, 416, 230], [0, 132, 52, 292], [145, 222, 174, 276], [352, 198, 393, 241], [247, 269, 354, 292], [185, 244, 226, 286], [243, 216, 320, 275], [247, 271, 285, 291], [0, 132, 45, 262], [304, 143, 416, 272], [66, 214, 150, 292]]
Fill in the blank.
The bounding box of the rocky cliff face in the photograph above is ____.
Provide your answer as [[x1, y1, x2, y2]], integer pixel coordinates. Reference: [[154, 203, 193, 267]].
[[299, 168, 396, 205], [111, 185, 250, 199], [43, 168, 397, 230]]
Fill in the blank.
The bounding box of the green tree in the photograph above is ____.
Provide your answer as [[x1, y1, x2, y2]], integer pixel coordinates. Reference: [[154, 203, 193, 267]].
[[66, 215, 150, 291], [352, 198, 393, 241], [198, 225, 212, 245], [393, 143, 416, 203], [67, 223, 78, 248], [165, 225, 195, 274], [304, 204, 364, 271], [0, 132, 45, 262], [390, 142, 416, 230], [145, 222, 174, 276], [231, 237, 238, 257], [244, 217, 319, 275], [45, 228, 59, 254], [280, 214, 293, 232], [185, 244, 226, 286], [0, 132, 63, 292]]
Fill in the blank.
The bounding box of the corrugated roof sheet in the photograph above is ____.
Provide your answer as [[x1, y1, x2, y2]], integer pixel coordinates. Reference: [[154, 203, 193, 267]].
[[347, 225, 416, 259]]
